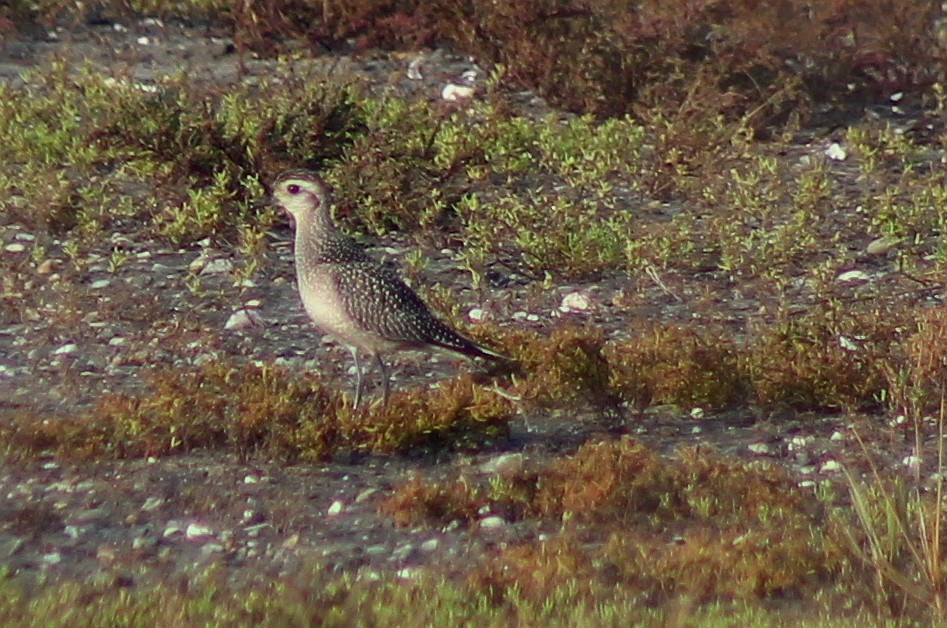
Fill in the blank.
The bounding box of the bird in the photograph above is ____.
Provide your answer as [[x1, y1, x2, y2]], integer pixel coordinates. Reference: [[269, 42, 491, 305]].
[[267, 168, 509, 410]]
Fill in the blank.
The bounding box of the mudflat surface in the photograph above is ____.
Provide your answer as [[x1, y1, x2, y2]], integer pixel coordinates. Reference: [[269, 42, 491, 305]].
[[0, 15, 941, 593]]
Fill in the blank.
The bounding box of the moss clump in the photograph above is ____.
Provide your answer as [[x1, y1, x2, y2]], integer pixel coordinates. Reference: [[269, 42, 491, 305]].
[[2, 363, 514, 463], [606, 324, 747, 411], [385, 437, 843, 605]]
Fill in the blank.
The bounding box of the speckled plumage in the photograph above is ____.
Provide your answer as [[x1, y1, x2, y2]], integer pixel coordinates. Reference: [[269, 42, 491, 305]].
[[269, 169, 506, 409]]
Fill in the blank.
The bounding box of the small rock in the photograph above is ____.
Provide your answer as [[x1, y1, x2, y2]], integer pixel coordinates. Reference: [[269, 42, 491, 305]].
[[397, 567, 421, 579], [36, 259, 58, 274], [468, 308, 485, 322], [866, 236, 900, 256], [327, 500, 344, 516], [186, 523, 214, 540], [53, 343, 79, 356], [820, 460, 841, 473], [479, 515, 506, 529], [835, 269, 871, 285], [421, 538, 439, 552], [825, 142, 847, 161], [225, 308, 263, 331], [90, 279, 111, 290], [480, 453, 524, 475], [902, 455, 922, 470], [141, 497, 164, 511], [689, 407, 705, 419], [42, 552, 62, 566], [132, 535, 158, 550], [407, 56, 424, 80], [4, 243, 26, 253], [199, 258, 234, 275], [787, 436, 811, 450], [441, 83, 475, 101], [748, 443, 771, 455], [559, 291, 591, 313]]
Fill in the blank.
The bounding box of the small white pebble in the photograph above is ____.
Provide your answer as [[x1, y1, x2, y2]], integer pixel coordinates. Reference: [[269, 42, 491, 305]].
[[4, 243, 26, 253], [825, 142, 847, 161], [835, 269, 870, 285], [479, 515, 506, 529], [225, 309, 263, 331], [838, 336, 859, 352], [788, 436, 810, 450], [559, 291, 591, 313], [327, 500, 344, 516], [748, 443, 771, 455], [137, 36, 151, 45], [90, 279, 111, 290], [42, 552, 62, 566], [141, 497, 164, 511], [441, 83, 475, 101], [53, 343, 79, 355], [468, 308, 485, 322], [820, 460, 841, 473], [407, 56, 424, 80], [830, 431, 845, 441], [199, 258, 234, 275], [185, 523, 213, 540], [689, 407, 705, 419], [902, 455, 922, 470]]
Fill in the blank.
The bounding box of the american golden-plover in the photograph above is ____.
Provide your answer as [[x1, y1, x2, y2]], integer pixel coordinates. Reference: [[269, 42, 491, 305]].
[[268, 169, 507, 409]]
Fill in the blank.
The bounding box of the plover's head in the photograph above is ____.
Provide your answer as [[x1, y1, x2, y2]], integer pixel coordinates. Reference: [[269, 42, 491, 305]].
[[270, 169, 332, 222]]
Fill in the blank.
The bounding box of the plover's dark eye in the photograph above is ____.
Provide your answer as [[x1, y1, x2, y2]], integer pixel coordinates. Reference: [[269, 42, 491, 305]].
[[287, 184, 301, 194]]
